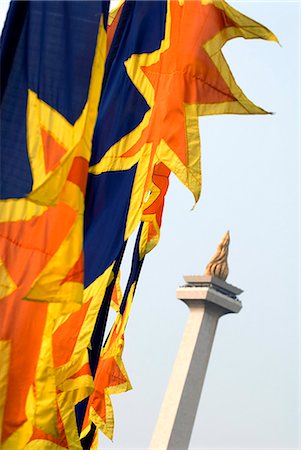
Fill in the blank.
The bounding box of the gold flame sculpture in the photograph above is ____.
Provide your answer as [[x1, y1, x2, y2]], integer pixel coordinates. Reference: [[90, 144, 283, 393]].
[[205, 231, 230, 281]]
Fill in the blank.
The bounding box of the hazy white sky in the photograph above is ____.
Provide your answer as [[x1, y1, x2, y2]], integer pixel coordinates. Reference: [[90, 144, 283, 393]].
[[1, 1, 300, 450]]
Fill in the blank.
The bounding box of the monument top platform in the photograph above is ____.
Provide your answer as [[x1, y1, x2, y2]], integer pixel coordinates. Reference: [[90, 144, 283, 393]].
[[183, 275, 243, 297], [177, 275, 243, 314]]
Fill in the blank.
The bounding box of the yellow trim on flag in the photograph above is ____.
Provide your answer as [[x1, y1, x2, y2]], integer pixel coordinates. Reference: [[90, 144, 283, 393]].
[[0, 260, 17, 300]]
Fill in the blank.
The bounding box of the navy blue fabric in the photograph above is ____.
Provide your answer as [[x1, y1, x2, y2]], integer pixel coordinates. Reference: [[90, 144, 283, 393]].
[[90, 1, 167, 165], [1, 2, 32, 199], [27, 1, 107, 124], [120, 223, 144, 315], [84, 165, 137, 287], [84, 0, 167, 285], [0, 1, 28, 102], [0, 1, 109, 199]]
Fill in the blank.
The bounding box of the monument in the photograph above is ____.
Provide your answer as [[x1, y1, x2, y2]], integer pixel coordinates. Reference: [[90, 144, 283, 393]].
[[150, 231, 243, 450]]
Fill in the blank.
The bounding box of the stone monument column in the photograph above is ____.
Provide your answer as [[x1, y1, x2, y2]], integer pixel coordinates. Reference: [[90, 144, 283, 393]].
[[149, 231, 243, 450]]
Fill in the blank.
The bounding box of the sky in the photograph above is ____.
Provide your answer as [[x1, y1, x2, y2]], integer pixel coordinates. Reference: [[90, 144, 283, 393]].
[[0, 1, 300, 450]]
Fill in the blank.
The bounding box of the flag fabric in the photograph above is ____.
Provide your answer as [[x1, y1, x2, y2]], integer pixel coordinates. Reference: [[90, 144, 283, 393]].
[[0, 0, 277, 449], [0, 1, 109, 448], [69, 0, 277, 444]]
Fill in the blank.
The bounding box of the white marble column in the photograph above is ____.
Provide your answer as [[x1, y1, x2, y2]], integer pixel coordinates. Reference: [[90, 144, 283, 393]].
[[149, 275, 242, 450]]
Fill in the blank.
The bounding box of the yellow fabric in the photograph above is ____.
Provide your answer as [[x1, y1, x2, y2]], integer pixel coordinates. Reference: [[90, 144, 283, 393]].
[[0, 341, 10, 443], [0, 260, 17, 300]]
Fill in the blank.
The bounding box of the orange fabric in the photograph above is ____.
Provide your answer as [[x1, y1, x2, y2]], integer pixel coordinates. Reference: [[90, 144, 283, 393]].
[[61, 252, 84, 285], [0, 203, 76, 289], [111, 284, 119, 309], [107, 5, 124, 54], [0, 300, 48, 443], [144, 163, 170, 229], [29, 407, 69, 449], [123, 2, 235, 167], [93, 357, 127, 422], [69, 363, 91, 379], [0, 203, 76, 442], [52, 298, 92, 368], [41, 128, 67, 174], [82, 356, 127, 431], [67, 157, 89, 195]]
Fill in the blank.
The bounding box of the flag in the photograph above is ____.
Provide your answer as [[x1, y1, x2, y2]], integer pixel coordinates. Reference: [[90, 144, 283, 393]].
[[0, 0, 277, 448], [0, 1, 109, 448]]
